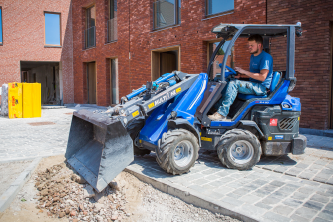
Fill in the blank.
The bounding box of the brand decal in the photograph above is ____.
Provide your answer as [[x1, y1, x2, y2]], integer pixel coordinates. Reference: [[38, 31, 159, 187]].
[[201, 137, 212, 142], [148, 102, 155, 109], [270, 118, 278, 126], [275, 135, 284, 140], [268, 136, 272, 140], [132, 110, 139, 118], [153, 88, 181, 106]]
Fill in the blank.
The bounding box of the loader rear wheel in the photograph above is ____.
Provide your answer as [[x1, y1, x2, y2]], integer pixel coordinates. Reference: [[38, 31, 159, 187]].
[[156, 129, 199, 175], [126, 117, 151, 156], [217, 129, 261, 170]]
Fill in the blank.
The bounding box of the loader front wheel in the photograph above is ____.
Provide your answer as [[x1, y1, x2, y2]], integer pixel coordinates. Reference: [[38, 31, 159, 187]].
[[217, 129, 261, 170], [126, 117, 151, 156], [156, 129, 199, 175]]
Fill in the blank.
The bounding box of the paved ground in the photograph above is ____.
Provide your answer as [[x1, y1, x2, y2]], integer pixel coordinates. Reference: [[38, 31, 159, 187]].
[[1, 108, 333, 221], [0, 160, 32, 196], [0, 106, 105, 162], [129, 140, 333, 222]]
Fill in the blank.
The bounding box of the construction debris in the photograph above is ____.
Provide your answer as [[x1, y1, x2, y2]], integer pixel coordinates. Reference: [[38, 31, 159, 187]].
[[34, 163, 129, 221]]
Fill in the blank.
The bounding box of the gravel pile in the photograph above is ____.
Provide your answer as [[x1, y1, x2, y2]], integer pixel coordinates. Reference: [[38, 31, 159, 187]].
[[34, 162, 129, 221], [139, 183, 240, 222]]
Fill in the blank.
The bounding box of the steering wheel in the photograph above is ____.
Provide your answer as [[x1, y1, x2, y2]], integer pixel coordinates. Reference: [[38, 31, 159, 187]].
[[225, 65, 237, 75]]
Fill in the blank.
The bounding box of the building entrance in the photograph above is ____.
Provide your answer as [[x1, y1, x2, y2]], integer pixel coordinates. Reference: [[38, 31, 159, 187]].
[[20, 61, 61, 105]]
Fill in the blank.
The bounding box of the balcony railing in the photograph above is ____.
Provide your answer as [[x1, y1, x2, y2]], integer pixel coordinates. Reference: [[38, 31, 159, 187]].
[[107, 18, 117, 42], [154, 0, 179, 30], [85, 26, 96, 49]]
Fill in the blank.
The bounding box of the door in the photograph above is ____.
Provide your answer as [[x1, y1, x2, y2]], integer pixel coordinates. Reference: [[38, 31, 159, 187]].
[[87, 62, 96, 104], [151, 46, 180, 81]]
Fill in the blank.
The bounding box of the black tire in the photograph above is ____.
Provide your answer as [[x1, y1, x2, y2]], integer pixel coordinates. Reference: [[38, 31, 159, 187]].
[[156, 129, 199, 175], [217, 129, 261, 170], [126, 117, 151, 156]]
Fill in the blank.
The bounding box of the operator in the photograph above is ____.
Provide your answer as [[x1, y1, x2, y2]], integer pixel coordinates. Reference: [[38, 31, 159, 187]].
[[208, 34, 273, 121]]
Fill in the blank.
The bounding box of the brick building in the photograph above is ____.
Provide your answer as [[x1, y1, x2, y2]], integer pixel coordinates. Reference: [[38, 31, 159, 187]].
[[1, 0, 332, 130], [0, 0, 74, 105]]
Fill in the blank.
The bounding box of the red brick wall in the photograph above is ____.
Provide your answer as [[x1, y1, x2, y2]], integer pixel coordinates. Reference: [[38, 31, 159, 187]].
[[268, 0, 333, 129], [0, 0, 74, 104], [72, 0, 267, 106]]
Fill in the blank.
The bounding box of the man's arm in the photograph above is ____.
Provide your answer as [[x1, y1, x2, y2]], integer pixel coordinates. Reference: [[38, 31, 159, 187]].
[[234, 68, 269, 82]]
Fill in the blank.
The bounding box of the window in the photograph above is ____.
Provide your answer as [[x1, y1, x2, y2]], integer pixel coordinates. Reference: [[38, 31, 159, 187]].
[[85, 6, 96, 48], [0, 7, 2, 44], [153, 0, 181, 30], [206, 0, 234, 16], [44, 12, 61, 46], [107, 0, 117, 42]]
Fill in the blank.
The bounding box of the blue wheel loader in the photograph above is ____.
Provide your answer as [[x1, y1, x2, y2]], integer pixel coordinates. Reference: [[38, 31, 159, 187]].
[[66, 23, 307, 192]]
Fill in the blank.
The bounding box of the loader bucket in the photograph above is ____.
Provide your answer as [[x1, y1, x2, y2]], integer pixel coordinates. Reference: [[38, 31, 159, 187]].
[[65, 109, 133, 192]]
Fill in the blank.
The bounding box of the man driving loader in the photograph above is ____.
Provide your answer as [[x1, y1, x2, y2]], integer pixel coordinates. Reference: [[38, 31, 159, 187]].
[[208, 34, 273, 121]]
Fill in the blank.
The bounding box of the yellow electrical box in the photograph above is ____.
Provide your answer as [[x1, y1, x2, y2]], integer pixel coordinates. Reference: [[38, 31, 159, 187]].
[[22, 83, 41, 118], [8, 82, 23, 119], [32, 83, 41, 118], [23, 83, 33, 118]]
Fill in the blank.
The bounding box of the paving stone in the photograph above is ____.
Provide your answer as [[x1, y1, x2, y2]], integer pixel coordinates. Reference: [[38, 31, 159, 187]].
[[252, 179, 269, 186], [298, 172, 315, 180], [216, 185, 235, 193], [261, 196, 282, 205], [253, 189, 271, 198], [290, 214, 310, 222], [298, 187, 315, 194], [232, 188, 252, 197], [272, 204, 294, 216], [282, 198, 303, 207], [226, 192, 242, 199], [317, 210, 333, 221], [324, 202, 333, 212], [295, 207, 318, 219], [240, 204, 266, 216], [313, 217, 330, 222], [239, 194, 262, 204], [285, 168, 302, 176], [268, 191, 289, 199], [303, 200, 324, 211], [242, 183, 260, 191], [326, 177, 333, 185], [273, 166, 289, 173], [206, 191, 225, 200], [291, 191, 310, 201], [270, 180, 285, 187], [255, 202, 272, 210], [263, 211, 291, 222], [192, 178, 210, 186], [311, 194, 330, 204], [294, 163, 309, 169]]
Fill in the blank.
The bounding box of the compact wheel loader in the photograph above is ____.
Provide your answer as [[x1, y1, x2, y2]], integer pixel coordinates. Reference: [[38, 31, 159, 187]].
[[66, 23, 307, 192]]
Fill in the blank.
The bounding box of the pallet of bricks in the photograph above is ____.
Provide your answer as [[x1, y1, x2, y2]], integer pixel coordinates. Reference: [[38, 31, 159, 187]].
[[1, 83, 41, 118]]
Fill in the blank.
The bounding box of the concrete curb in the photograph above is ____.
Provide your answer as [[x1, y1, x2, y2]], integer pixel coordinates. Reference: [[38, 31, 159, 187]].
[[300, 128, 333, 138], [0, 152, 65, 164], [0, 157, 42, 212], [125, 166, 260, 222], [42, 105, 67, 109]]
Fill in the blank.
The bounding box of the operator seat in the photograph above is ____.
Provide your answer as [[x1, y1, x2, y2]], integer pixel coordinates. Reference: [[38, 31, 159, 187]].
[[237, 71, 281, 100]]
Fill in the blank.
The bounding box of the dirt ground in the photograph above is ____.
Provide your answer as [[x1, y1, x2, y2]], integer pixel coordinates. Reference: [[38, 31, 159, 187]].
[[0, 155, 240, 222], [0, 160, 33, 196]]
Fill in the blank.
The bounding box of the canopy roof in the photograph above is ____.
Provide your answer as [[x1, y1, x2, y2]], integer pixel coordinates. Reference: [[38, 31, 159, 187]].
[[211, 23, 302, 38]]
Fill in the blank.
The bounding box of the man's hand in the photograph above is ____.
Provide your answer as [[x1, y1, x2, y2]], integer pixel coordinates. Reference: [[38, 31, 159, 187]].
[[234, 67, 249, 79], [234, 67, 246, 74]]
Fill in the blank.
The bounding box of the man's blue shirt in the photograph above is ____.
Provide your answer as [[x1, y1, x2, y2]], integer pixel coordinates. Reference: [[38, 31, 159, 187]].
[[249, 51, 273, 89]]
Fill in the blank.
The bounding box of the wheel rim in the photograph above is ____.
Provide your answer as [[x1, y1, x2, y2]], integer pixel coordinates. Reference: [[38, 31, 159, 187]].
[[173, 140, 193, 168], [229, 140, 254, 165]]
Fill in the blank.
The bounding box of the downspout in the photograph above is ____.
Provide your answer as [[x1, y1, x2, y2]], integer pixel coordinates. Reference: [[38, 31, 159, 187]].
[[128, 0, 132, 92]]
